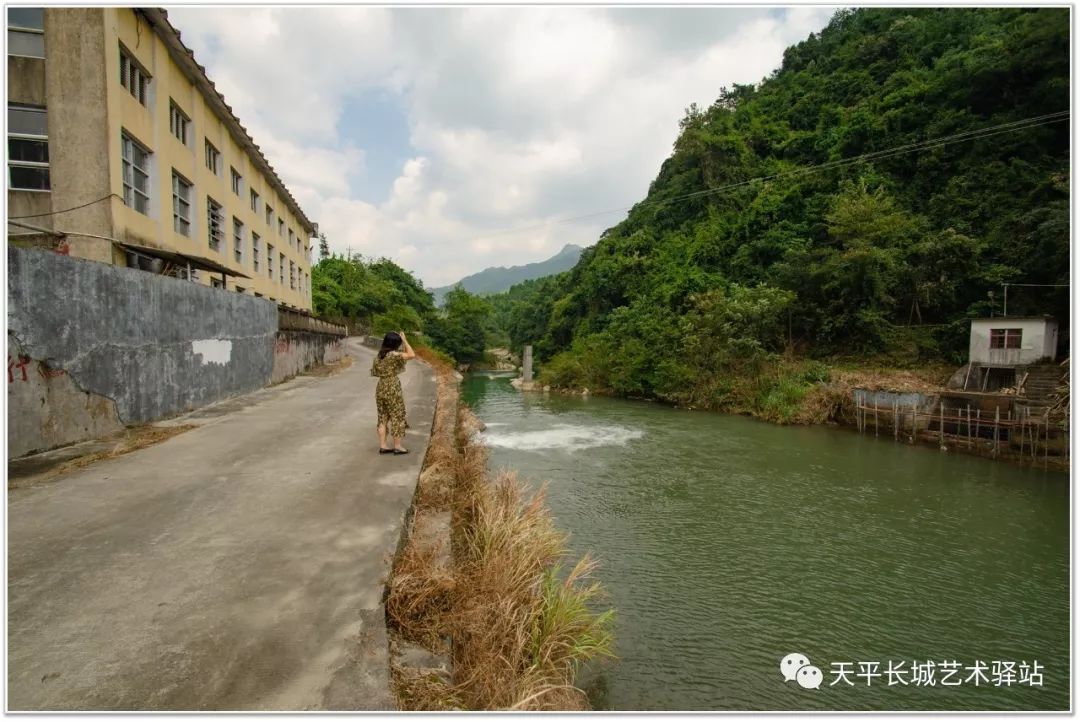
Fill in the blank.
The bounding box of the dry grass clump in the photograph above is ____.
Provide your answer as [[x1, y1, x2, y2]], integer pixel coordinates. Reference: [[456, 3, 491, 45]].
[[387, 368, 615, 711], [386, 534, 456, 652], [447, 467, 615, 710]]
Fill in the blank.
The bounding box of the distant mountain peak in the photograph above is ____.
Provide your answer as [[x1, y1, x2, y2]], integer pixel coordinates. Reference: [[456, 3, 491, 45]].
[[428, 245, 584, 305]]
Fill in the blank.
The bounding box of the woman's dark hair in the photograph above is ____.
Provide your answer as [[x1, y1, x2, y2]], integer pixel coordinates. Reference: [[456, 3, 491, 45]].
[[378, 331, 403, 359]]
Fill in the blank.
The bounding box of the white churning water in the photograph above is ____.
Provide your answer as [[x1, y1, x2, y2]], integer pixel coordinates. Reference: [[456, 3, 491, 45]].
[[481, 423, 644, 452]]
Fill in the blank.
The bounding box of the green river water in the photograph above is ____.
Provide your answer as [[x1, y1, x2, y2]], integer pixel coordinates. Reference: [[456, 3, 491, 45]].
[[461, 372, 1070, 712]]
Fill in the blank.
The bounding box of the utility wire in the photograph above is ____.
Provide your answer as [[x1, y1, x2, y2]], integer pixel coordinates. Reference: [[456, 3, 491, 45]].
[[8, 193, 123, 219], [470, 111, 1069, 241]]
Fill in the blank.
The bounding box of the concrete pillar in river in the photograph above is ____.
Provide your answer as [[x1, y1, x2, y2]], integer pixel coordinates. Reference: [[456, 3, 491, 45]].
[[523, 345, 534, 383]]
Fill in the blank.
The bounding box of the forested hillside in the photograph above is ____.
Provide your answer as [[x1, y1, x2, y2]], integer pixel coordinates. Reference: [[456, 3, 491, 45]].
[[496, 8, 1069, 413]]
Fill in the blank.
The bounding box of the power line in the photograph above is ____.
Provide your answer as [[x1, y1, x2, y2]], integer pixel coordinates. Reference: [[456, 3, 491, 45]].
[[8, 193, 123, 219], [469, 110, 1069, 242]]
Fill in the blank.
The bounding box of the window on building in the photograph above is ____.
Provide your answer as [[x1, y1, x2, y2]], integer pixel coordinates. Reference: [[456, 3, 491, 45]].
[[211, 277, 224, 289], [232, 217, 245, 264], [8, 104, 48, 191], [288, 228, 295, 250], [8, 8, 44, 59], [119, 45, 149, 106], [205, 140, 221, 175], [279, 252, 286, 285], [230, 167, 242, 195], [121, 132, 151, 215], [990, 328, 1023, 350], [169, 101, 190, 145], [267, 243, 275, 279], [171, 171, 192, 236], [265, 204, 273, 227], [252, 232, 261, 272], [236, 286, 246, 294], [250, 189, 260, 213], [207, 196, 224, 251], [289, 260, 296, 290], [278, 218, 284, 237]]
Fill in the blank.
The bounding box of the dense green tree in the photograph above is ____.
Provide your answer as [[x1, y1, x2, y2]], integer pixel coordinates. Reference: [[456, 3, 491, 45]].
[[484, 7, 1068, 405]]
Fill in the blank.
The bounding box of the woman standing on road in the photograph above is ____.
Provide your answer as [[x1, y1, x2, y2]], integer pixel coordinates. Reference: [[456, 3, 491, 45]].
[[372, 330, 416, 455]]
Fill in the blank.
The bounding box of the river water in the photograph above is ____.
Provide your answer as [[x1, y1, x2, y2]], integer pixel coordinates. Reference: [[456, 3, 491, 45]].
[[461, 372, 1069, 712]]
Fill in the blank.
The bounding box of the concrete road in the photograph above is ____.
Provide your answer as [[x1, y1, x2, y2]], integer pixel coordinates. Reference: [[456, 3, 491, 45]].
[[7, 340, 436, 711]]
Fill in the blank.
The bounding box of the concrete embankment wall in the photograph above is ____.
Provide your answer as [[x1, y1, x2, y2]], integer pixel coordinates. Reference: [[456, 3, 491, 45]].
[[8, 247, 344, 458]]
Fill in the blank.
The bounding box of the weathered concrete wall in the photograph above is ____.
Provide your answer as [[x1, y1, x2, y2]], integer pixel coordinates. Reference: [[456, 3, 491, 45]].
[[271, 332, 346, 384], [8, 247, 277, 457], [7, 338, 125, 456]]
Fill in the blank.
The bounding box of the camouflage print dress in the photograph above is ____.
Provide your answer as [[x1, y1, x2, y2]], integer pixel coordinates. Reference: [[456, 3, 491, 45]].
[[372, 351, 409, 438]]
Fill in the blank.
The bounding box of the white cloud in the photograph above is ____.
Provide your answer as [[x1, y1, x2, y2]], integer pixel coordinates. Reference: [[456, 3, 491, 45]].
[[165, 6, 837, 287]]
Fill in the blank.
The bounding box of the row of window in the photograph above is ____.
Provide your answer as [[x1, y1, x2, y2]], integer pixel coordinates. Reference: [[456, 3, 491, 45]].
[[118, 42, 308, 256], [168, 162, 309, 295]]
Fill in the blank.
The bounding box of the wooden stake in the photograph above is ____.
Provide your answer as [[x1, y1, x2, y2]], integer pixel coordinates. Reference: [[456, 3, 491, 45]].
[[894, 400, 899, 441], [1018, 407, 1025, 459], [976, 409, 981, 446], [939, 401, 945, 446], [875, 406, 879, 437], [1045, 414, 1050, 467], [994, 407, 1000, 457], [967, 405, 972, 448]]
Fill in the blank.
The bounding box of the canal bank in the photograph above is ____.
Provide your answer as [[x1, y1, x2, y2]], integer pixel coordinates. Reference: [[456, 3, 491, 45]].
[[463, 370, 1069, 711], [531, 359, 1069, 470], [385, 352, 614, 710]]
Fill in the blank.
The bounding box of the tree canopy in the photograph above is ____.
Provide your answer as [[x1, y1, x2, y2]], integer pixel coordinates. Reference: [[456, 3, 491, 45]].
[[494, 8, 1068, 403]]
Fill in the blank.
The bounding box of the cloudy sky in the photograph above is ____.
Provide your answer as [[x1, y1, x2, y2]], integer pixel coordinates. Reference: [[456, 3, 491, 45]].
[[165, 6, 837, 288]]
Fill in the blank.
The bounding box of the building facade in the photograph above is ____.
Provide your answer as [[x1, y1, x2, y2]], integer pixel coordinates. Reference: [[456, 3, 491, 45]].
[[7, 7, 316, 310], [969, 317, 1058, 367]]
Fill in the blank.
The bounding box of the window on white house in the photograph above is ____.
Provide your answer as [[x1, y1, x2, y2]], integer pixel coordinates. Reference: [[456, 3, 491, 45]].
[[8, 8, 44, 59], [288, 228, 295, 250], [119, 45, 149, 105], [205, 140, 221, 175], [121, 132, 150, 214], [250, 189, 260, 213], [990, 329, 1022, 350], [233, 217, 245, 264], [278, 218, 284, 237], [267, 243, 275, 279], [230, 167, 242, 196], [207, 197, 224, 251], [289, 260, 296, 290], [279, 252, 286, 285], [8, 104, 49, 191], [171, 171, 192, 236], [236, 286, 246, 294], [211, 277, 224, 289], [265, 204, 273, 228], [169, 101, 190, 145], [252, 232, 261, 272]]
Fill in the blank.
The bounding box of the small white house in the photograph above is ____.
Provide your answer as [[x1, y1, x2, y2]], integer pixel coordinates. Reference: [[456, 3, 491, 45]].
[[969, 316, 1058, 367]]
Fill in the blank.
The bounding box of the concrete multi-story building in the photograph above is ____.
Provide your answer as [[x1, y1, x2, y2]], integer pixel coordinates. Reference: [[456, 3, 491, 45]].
[[7, 7, 316, 310]]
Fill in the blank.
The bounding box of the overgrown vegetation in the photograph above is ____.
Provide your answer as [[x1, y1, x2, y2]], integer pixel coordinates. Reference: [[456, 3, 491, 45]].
[[489, 8, 1068, 419], [311, 255, 497, 365], [386, 354, 614, 710]]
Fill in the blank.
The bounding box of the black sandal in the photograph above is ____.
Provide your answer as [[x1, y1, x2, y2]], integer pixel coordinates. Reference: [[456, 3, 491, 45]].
[[379, 447, 394, 454], [393, 448, 409, 455]]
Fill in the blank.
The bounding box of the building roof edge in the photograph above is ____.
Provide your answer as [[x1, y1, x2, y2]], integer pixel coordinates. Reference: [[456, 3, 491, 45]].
[[138, 8, 318, 237]]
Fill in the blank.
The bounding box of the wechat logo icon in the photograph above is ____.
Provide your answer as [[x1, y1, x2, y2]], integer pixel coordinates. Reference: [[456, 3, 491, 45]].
[[781, 652, 823, 690]]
